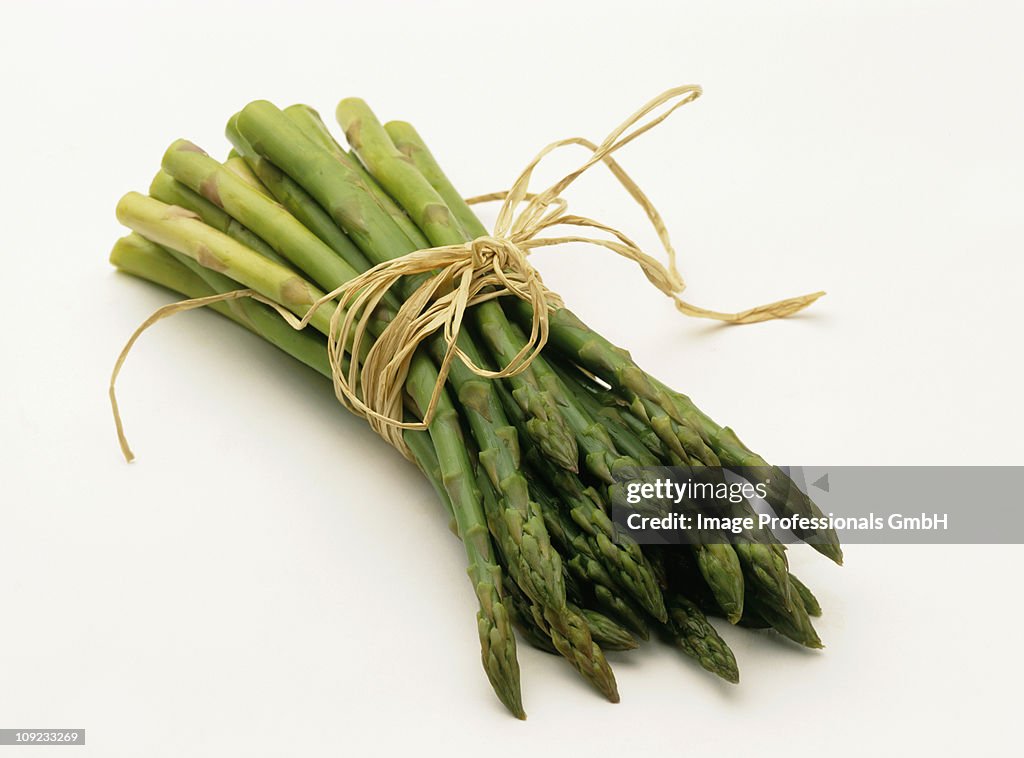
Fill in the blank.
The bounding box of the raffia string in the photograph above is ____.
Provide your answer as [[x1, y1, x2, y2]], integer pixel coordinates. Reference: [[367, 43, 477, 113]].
[[110, 84, 823, 462]]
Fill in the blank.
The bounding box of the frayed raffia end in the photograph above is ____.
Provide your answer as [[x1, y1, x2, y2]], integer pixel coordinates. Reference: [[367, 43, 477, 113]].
[[110, 84, 822, 462], [673, 290, 826, 324]]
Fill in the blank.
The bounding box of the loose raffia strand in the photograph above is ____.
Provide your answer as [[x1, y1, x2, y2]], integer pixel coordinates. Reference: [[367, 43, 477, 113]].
[[109, 288, 309, 462], [110, 84, 824, 461]]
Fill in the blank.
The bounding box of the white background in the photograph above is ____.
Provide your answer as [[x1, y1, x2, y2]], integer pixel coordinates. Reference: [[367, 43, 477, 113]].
[[1, 1, 1022, 755]]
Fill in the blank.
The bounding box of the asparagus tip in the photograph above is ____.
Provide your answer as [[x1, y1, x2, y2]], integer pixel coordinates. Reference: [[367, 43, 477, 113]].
[[812, 540, 844, 565]]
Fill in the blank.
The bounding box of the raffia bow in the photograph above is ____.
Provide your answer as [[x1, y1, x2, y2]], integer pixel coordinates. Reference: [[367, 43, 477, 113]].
[[110, 84, 823, 461]]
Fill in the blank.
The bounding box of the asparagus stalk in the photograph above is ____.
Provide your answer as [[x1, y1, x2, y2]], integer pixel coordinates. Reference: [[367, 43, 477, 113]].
[[226, 116, 373, 274], [685, 544, 741, 625], [118, 233, 336, 380], [283, 104, 430, 250], [745, 589, 823, 649], [160, 141, 371, 300], [579, 608, 638, 651], [112, 235, 241, 322], [494, 376, 667, 620], [403, 428, 457, 536], [789, 574, 823, 617], [116, 193, 337, 334], [662, 594, 739, 683], [477, 469, 618, 702], [423, 330, 568, 615], [563, 369, 676, 465], [410, 431, 635, 653], [384, 119, 482, 240], [529, 601, 619, 702], [149, 170, 285, 265], [403, 357, 528, 716], [591, 584, 649, 640], [223, 154, 266, 191], [504, 581, 559, 655]]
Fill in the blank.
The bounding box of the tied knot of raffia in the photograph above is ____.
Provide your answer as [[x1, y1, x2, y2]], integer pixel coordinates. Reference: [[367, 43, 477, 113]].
[[110, 84, 824, 463], [466, 233, 560, 311], [315, 226, 564, 457], [470, 235, 516, 270]]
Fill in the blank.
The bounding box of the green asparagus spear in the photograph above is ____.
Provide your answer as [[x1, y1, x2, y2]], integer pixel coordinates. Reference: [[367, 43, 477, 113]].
[[688, 542, 744, 625], [149, 171, 286, 265], [384, 119, 483, 240], [404, 428, 458, 536], [662, 594, 740, 683], [745, 588, 823, 649], [560, 368, 677, 465], [226, 115, 373, 274], [283, 104, 430, 250], [111, 234, 247, 325], [590, 584, 649, 640], [789, 574, 823, 617], [495, 377, 667, 621], [223, 154, 266, 192], [160, 141, 372, 300], [405, 365, 526, 717], [503, 581, 559, 655], [478, 469, 618, 702], [116, 193, 337, 334], [579, 608, 638, 651]]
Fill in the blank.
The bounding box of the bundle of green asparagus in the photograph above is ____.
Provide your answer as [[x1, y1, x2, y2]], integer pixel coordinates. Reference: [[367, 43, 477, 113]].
[[110, 91, 837, 719]]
